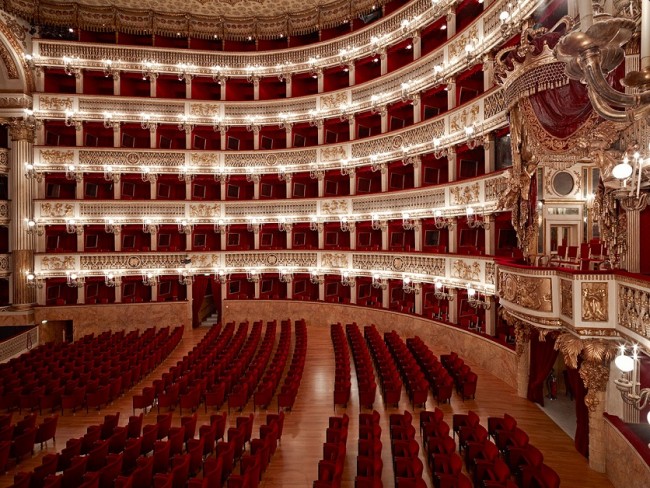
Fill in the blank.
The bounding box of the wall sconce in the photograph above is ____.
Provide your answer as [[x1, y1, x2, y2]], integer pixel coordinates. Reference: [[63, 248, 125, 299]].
[[402, 276, 420, 294], [279, 268, 294, 282], [309, 163, 325, 180], [369, 34, 386, 57], [278, 218, 292, 232], [213, 116, 230, 134], [215, 268, 230, 283], [467, 287, 490, 309], [370, 155, 386, 174], [211, 65, 228, 84], [245, 115, 261, 133], [247, 217, 261, 233], [400, 80, 418, 104], [433, 64, 444, 84], [612, 144, 649, 199], [432, 137, 448, 159], [245, 65, 260, 84], [66, 271, 85, 288], [340, 216, 353, 232], [310, 270, 324, 284], [402, 213, 418, 231], [614, 344, 650, 424], [308, 109, 323, 128], [178, 164, 195, 182], [103, 164, 120, 183], [66, 218, 83, 235], [178, 115, 195, 134], [143, 218, 158, 234], [104, 218, 121, 234], [64, 110, 81, 130], [434, 281, 454, 301], [340, 271, 356, 287], [309, 216, 323, 232], [498, 3, 519, 38], [177, 62, 195, 82], [466, 207, 489, 229], [177, 218, 193, 234], [25, 271, 43, 289], [141, 60, 159, 80], [63, 56, 80, 77], [24, 162, 42, 182], [103, 111, 118, 129], [371, 273, 387, 290], [278, 166, 292, 182], [340, 158, 355, 176], [278, 113, 294, 131], [214, 218, 230, 234], [25, 219, 44, 236], [339, 102, 354, 122], [464, 40, 478, 66], [178, 269, 193, 285], [214, 168, 230, 184], [65, 164, 80, 181], [141, 166, 157, 183], [371, 214, 386, 231], [434, 210, 454, 229], [23, 53, 36, 69], [102, 59, 119, 78], [142, 271, 158, 286], [105, 271, 119, 288], [246, 168, 260, 183], [247, 269, 260, 283], [465, 124, 484, 150], [140, 113, 155, 130], [370, 93, 388, 115]]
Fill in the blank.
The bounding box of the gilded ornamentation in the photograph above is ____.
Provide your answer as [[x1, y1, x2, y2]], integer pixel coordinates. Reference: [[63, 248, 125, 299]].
[[592, 181, 627, 269], [191, 153, 219, 165], [579, 360, 610, 412], [514, 321, 532, 358], [582, 282, 608, 322], [561, 279, 573, 318], [320, 146, 347, 162], [42, 256, 75, 271], [320, 92, 349, 111], [40, 150, 75, 165], [321, 200, 349, 215], [0, 38, 18, 78], [450, 183, 479, 206], [189, 104, 221, 117], [450, 105, 480, 132], [225, 252, 317, 269], [452, 260, 480, 281], [498, 271, 552, 312], [448, 25, 479, 59], [321, 253, 348, 268], [80, 254, 185, 271], [40, 202, 74, 218], [352, 254, 445, 276], [39, 96, 74, 112], [189, 204, 220, 218], [8, 119, 35, 142], [0, 202, 9, 219], [0, 149, 8, 171], [485, 262, 495, 285], [618, 284, 650, 339]]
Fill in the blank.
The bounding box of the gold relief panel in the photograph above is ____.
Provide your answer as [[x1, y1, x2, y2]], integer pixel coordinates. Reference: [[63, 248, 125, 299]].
[[320, 92, 349, 111], [191, 153, 219, 166], [321, 253, 348, 269], [40, 149, 75, 165], [618, 284, 650, 339], [39, 96, 74, 112], [320, 146, 347, 162], [498, 272, 553, 312], [560, 279, 573, 318], [40, 202, 74, 218], [189, 204, 220, 218], [581, 282, 608, 322], [450, 105, 480, 133], [189, 104, 221, 118], [41, 256, 75, 271], [321, 200, 349, 215], [452, 260, 481, 281], [450, 183, 479, 206]]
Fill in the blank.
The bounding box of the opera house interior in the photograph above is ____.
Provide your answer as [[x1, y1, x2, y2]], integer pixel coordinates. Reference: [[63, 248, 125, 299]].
[[0, 0, 649, 486]]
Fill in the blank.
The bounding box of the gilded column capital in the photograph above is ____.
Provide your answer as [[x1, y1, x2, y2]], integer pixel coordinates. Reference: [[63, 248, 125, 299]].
[[514, 321, 532, 357], [579, 359, 610, 412], [8, 119, 35, 142]]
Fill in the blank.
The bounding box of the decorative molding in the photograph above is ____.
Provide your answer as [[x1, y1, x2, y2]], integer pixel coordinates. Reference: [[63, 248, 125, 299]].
[[450, 182, 480, 206], [40, 202, 74, 218], [561, 279, 573, 318], [581, 282, 608, 322], [39, 96, 74, 112], [40, 149, 75, 165], [452, 260, 480, 281], [499, 271, 552, 312]]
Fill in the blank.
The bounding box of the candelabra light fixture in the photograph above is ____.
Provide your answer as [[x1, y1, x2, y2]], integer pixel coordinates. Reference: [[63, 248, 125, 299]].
[[178, 269, 193, 285], [246, 168, 260, 183], [140, 113, 155, 130], [465, 123, 484, 150], [278, 166, 292, 182], [278, 218, 292, 232], [247, 217, 261, 233], [212, 116, 230, 133], [66, 218, 83, 235], [339, 103, 354, 122], [371, 273, 387, 290], [310, 270, 324, 284], [464, 40, 478, 66], [434, 281, 454, 301], [65, 164, 80, 181], [214, 219, 230, 234], [177, 218, 193, 234], [178, 164, 195, 182], [247, 269, 260, 283], [612, 144, 649, 198], [340, 158, 355, 176], [142, 219, 159, 234], [102, 59, 119, 78], [141, 166, 157, 183], [614, 345, 650, 423], [105, 271, 119, 288], [309, 216, 323, 232], [104, 218, 120, 234], [178, 115, 195, 133], [64, 110, 81, 129], [466, 207, 489, 229], [340, 216, 353, 232], [279, 268, 294, 282], [434, 210, 454, 229], [63, 56, 80, 77], [432, 137, 448, 159], [498, 3, 519, 38], [308, 110, 323, 128], [371, 214, 385, 231], [66, 271, 85, 288], [25, 219, 44, 236], [215, 269, 230, 283], [245, 116, 261, 133], [341, 271, 356, 287], [24, 162, 42, 182], [467, 287, 490, 309], [212, 65, 227, 83], [142, 271, 158, 286], [103, 164, 120, 183], [370, 93, 388, 115], [103, 111, 117, 129], [177, 62, 195, 82], [370, 155, 386, 173], [309, 163, 325, 180], [400, 80, 418, 103], [402, 276, 420, 294], [141, 60, 159, 80], [25, 271, 43, 289], [402, 213, 417, 230]]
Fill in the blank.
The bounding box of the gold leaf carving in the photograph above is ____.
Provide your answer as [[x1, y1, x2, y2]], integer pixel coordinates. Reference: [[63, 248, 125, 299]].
[[39, 96, 74, 112], [582, 282, 608, 322], [450, 105, 479, 132], [498, 272, 552, 312], [451, 260, 480, 281], [189, 104, 221, 117], [561, 279, 573, 318], [450, 182, 479, 206], [191, 153, 219, 165], [41, 202, 74, 218], [40, 150, 75, 165], [320, 92, 348, 111], [321, 253, 347, 268], [321, 146, 346, 162], [189, 204, 220, 218], [42, 256, 75, 271], [321, 200, 348, 215]]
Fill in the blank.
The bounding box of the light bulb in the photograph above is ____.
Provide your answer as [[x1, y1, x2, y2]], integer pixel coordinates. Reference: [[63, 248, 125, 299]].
[[615, 354, 634, 373], [612, 162, 633, 180]]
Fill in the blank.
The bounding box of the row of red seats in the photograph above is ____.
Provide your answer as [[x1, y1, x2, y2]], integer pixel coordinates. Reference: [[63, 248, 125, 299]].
[[355, 411, 383, 488], [406, 337, 457, 405], [441, 352, 478, 402], [314, 414, 349, 488], [384, 331, 429, 408], [253, 319, 293, 411], [0, 413, 58, 473], [331, 323, 351, 409], [363, 325, 401, 407], [227, 321, 277, 412], [2, 327, 182, 415], [345, 323, 378, 409], [277, 319, 307, 412], [389, 411, 425, 488]]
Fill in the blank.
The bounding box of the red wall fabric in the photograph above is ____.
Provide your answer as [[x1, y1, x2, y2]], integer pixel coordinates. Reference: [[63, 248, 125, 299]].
[[640, 207, 650, 274], [527, 333, 558, 405], [528, 80, 592, 138], [191, 275, 210, 328], [567, 366, 589, 457]]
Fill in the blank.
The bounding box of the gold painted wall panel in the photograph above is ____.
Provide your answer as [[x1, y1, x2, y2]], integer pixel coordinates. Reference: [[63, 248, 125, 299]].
[[498, 271, 553, 312]]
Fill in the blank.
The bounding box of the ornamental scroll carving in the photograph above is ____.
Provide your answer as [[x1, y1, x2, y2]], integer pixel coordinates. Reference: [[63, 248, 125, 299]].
[[189, 104, 221, 118], [448, 25, 479, 59], [618, 284, 650, 339], [225, 252, 317, 269], [485, 262, 495, 285], [352, 254, 445, 275], [321, 146, 347, 162], [0, 202, 9, 219], [79, 150, 184, 167], [560, 279, 573, 318], [581, 282, 608, 322], [191, 153, 219, 165], [498, 271, 552, 312], [321, 200, 349, 215], [39, 96, 73, 112], [0, 149, 7, 171], [320, 92, 349, 111], [41, 202, 74, 218], [40, 150, 74, 165], [80, 254, 184, 271], [452, 260, 480, 281], [450, 105, 480, 132], [42, 256, 75, 271], [321, 253, 348, 268], [189, 204, 220, 218], [450, 183, 479, 206], [0, 255, 9, 271]]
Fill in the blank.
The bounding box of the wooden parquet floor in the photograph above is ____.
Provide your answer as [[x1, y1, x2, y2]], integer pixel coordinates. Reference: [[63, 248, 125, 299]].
[[0, 323, 614, 488]]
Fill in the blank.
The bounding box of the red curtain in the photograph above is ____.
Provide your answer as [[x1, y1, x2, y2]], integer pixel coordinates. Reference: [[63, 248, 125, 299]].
[[528, 80, 592, 138], [567, 366, 589, 457], [191, 275, 210, 328], [527, 333, 558, 405]]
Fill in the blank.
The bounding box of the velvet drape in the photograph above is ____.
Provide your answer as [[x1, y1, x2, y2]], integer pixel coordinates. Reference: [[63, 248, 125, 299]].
[[191, 275, 210, 328], [528, 80, 592, 138], [567, 365, 589, 457], [526, 333, 558, 405]]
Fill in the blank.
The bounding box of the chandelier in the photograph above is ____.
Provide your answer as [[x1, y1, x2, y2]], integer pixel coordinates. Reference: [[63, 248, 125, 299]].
[[466, 207, 489, 229], [142, 272, 158, 286], [105, 272, 119, 287], [434, 281, 454, 301], [371, 273, 387, 290], [434, 210, 454, 229], [614, 345, 650, 423], [340, 271, 356, 287], [402, 276, 419, 294], [467, 287, 490, 309], [66, 271, 84, 288], [25, 271, 43, 289], [178, 269, 193, 285]]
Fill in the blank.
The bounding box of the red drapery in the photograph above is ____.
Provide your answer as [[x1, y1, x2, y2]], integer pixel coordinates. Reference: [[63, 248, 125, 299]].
[[191, 275, 210, 328], [527, 333, 558, 405], [567, 365, 589, 457], [528, 80, 592, 139]]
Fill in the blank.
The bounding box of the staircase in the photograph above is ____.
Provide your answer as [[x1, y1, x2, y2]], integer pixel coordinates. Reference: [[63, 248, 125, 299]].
[[200, 312, 219, 327]]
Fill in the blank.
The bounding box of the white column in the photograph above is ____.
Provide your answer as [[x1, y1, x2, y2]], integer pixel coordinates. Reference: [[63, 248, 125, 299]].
[[380, 165, 388, 192], [414, 288, 423, 315], [317, 224, 324, 249], [285, 76, 292, 98], [286, 280, 293, 300], [150, 76, 157, 97], [150, 283, 158, 302], [348, 170, 357, 196], [448, 219, 458, 253], [349, 223, 356, 251], [316, 70, 324, 93], [220, 79, 227, 100], [252, 127, 260, 150], [115, 282, 122, 303], [412, 157, 422, 188], [149, 125, 157, 149], [251, 174, 260, 199], [414, 221, 422, 252], [112, 123, 120, 148], [285, 126, 292, 149], [113, 73, 120, 96], [348, 63, 355, 86], [381, 285, 389, 309], [318, 281, 325, 301], [253, 227, 260, 249], [149, 228, 158, 251], [75, 70, 83, 94], [446, 10, 456, 38], [317, 174, 325, 197], [412, 33, 421, 60], [76, 285, 85, 305], [380, 111, 388, 134], [484, 216, 495, 256], [379, 49, 387, 76], [412, 94, 421, 124], [448, 289, 458, 324], [252, 77, 260, 101], [484, 134, 495, 173], [380, 222, 389, 251], [448, 146, 457, 182], [348, 117, 355, 141], [447, 79, 457, 110], [285, 225, 293, 250], [484, 298, 496, 336]]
